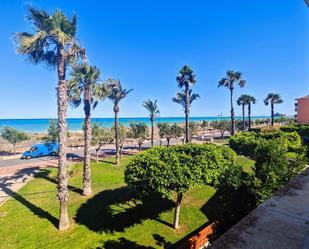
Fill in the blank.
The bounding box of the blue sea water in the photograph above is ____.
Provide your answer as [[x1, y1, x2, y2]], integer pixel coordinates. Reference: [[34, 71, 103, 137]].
[[0, 116, 269, 133]]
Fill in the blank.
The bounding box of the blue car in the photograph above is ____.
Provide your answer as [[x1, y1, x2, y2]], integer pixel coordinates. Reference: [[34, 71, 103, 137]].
[[21, 143, 59, 159]]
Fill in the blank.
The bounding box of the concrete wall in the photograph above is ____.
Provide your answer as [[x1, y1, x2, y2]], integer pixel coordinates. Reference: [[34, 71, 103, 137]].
[[296, 97, 309, 124]]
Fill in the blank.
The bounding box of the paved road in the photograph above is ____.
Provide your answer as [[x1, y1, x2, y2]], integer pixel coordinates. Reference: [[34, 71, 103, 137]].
[[0, 156, 57, 168], [0, 138, 187, 169]]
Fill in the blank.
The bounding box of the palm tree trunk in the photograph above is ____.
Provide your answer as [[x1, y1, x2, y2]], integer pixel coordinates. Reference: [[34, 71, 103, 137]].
[[114, 109, 120, 165], [173, 192, 183, 229], [185, 84, 190, 143], [167, 138, 170, 146], [151, 117, 154, 147], [57, 44, 69, 231], [242, 104, 245, 130], [271, 103, 274, 126], [230, 87, 235, 135], [248, 104, 252, 130], [83, 88, 92, 196]]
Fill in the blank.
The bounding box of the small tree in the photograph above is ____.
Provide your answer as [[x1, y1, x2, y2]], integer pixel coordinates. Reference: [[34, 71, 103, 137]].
[[91, 123, 113, 163], [201, 120, 208, 134], [157, 122, 169, 146], [1, 127, 29, 154], [125, 144, 236, 229], [44, 119, 58, 143], [128, 122, 149, 151], [189, 122, 198, 141], [157, 123, 183, 146], [211, 120, 230, 138]]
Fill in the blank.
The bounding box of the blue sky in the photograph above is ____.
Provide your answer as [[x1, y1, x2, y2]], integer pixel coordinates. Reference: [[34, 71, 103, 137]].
[[0, 0, 308, 119]]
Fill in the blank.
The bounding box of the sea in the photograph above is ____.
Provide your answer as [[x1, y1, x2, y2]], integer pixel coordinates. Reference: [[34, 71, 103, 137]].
[[0, 116, 269, 133]]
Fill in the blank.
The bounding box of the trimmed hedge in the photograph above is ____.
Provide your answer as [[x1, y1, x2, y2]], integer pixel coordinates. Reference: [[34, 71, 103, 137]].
[[280, 124, 309, 138], [229, 131, 302, 158]]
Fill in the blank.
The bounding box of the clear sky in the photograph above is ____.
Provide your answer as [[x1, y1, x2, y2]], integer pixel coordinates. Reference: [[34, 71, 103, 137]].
[[0, 0, 308, 119]]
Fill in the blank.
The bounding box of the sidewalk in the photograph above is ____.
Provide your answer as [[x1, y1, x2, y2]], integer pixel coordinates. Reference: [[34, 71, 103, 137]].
[[0, 168, 39, 207], [210, 167, 309, 249]]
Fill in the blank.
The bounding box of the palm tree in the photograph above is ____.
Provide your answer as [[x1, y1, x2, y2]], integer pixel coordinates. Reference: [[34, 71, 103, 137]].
[[237, 95, 249, 130], [264, 93, 283, 126], [143, 99, 160, 147], [15, 7, 84, 231], [176, 65, 197, 143], [172, 90, 200, 138], [218, 70, 246, 135], [68, 63, 109, 196], [107, 79, 133, 165], [246, 95, 256, 130]]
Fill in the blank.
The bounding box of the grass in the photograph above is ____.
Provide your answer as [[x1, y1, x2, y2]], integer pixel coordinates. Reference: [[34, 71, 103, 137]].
[[0, 156, 217, 249], [236, 156, 255, 174]]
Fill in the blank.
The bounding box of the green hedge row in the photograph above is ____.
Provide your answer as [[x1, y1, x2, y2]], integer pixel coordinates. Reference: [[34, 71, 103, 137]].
[[229, 131, 302, 158], [280, 124, 309, 138]]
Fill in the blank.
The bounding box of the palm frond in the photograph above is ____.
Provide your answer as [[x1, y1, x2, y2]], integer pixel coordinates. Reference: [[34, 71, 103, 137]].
[[143, 99, 160, 117], [176, 65, 196, 88], [107, 79, 133, 104]]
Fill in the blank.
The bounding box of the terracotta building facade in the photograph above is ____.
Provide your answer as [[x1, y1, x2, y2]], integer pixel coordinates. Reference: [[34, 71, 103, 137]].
[[295, 96, 309, 124]]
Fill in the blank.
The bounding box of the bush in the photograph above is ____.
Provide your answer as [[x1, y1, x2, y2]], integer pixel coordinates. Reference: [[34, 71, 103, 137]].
[[260, 126, 280, 133], [229, 132, 258, 157], [216, 139, 307, 232], [229, 131, 302, 157], [259, 131, 301, 152], [252, 139, 306, 204], [280, 124, 309, 138]]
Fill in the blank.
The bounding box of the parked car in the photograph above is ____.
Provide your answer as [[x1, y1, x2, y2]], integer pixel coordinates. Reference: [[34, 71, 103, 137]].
[[21, 143, 59, 159]]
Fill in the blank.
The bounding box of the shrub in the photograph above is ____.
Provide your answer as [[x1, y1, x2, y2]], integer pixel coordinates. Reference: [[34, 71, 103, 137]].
[[125, 143, 237, 229], [280, 124, 309, 138], [216, 139, 307, 232], [259, 131, 301, 151], [260, 126, 280, 133], [229, 132, 258, 157], [229, 131, 302, 157], [252, 139, 306, 204]]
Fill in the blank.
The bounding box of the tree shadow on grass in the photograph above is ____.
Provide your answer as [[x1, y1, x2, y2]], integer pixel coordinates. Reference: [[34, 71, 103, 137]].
[[35, 169, 82, 195], [97, 237, 156, 249], [200, 187, 255, 238], [75, 187, 174, 233], [0, 168, 58, 228]]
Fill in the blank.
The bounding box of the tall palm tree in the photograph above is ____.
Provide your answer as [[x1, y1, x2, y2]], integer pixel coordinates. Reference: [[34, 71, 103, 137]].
[[107, 79, 133, 165], [15, 7, 84, 231], [218, 70, 246, 135], [143, 99, 160, 147], [173, 90, 200, 139], [68, 63, 109, 196], [246, 95, 256, 130], [264, 93, 283, 126], [237, 95, 249, 130], [176, 65, 197, 143]]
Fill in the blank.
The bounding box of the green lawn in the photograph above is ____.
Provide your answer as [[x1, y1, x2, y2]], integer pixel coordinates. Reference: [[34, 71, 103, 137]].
[[0, 156, 217, 249], [236, 156, 255, 174]]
